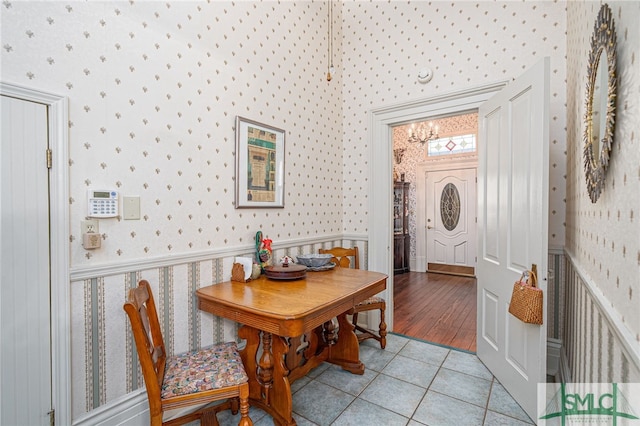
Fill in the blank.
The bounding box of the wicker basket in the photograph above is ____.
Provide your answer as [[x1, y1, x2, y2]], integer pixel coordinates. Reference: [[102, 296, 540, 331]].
[[508, 270, 543, 325]]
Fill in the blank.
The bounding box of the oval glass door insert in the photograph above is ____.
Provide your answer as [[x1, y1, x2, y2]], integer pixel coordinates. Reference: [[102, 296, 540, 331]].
[[440, 183, 461, 231]]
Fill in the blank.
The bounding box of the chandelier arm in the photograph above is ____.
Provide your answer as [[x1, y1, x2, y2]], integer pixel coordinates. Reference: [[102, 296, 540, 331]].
[[407, 123, 439, 145]]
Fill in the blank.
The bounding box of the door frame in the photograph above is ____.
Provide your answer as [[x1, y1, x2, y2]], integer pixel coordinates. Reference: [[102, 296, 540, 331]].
[[415, 157, 478, 273], [1, 82, 71, 424], [368, 81, 506, 332]]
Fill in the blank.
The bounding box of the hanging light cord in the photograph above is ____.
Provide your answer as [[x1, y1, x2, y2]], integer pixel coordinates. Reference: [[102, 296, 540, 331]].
[[327, 0, 333, 81]]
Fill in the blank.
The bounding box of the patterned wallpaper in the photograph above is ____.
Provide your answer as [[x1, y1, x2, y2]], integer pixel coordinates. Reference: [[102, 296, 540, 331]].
[[565, 1, 640, 342], [340, 0, 567, 249], [1, 0, 344, 267], [0, 1, 567, 269]]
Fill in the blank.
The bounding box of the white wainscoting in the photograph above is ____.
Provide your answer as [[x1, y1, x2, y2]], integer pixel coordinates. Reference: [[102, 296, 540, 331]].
[[69, 235, 367, 424], [561, 250, 640, 384]]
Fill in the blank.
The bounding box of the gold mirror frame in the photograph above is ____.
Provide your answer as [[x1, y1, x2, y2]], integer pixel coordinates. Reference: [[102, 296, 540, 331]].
[[583, 4, 617, 203]]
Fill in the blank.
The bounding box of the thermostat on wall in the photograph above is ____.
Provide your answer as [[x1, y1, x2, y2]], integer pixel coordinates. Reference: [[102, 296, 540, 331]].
[[87, 189, 119, 218]]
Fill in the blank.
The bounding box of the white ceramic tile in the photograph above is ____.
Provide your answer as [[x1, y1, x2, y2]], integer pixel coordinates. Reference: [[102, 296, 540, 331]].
[[429, 368, 492, 408], [413, 390, 485, 426], [359, 374, 426, 418]]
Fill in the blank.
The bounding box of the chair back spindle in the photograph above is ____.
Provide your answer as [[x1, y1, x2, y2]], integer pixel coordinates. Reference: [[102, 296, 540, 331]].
[[319, 246, 360, 269], [124, 281, 167, 403]]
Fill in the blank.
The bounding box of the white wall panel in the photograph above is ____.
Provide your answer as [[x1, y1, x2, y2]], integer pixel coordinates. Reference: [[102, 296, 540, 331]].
[[1, 96, 51, 426]]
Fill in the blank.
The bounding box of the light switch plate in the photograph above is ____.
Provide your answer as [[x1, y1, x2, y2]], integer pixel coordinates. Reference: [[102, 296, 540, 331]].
[[123, 196, 141, 220]]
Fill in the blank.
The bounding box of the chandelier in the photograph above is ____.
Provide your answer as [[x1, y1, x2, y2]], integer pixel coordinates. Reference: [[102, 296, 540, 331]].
[[407, 122, 439, 145]]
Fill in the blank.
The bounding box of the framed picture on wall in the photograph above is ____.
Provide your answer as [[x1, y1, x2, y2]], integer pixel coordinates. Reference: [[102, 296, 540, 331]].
[[235, 116, 285, 208]]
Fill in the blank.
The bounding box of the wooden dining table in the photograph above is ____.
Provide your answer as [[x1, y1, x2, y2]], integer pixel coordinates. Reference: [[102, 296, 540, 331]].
[[196, 266, 387, 426]]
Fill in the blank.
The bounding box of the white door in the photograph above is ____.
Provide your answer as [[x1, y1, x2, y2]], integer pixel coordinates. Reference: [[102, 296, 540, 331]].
[[477, 57, 549, 422], [1, 95, 53, 425], [426, 168, 476, 276]]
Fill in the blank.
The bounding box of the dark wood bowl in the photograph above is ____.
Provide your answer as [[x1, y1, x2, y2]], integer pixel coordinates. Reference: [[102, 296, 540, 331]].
[[264, 264, 308, 280]]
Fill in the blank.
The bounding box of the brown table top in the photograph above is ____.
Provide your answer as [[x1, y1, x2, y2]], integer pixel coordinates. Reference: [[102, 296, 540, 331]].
[[196, 267, 387, 337]]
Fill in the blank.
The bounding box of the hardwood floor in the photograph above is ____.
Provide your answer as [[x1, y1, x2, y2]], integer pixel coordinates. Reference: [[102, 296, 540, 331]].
[[393, 271, 477, 352]]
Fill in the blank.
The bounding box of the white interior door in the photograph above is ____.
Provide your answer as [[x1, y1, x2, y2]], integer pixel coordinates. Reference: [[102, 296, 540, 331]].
[[1, 95, 53, 425], [426, 168, 476, 275], [477, 57, 549, 422]]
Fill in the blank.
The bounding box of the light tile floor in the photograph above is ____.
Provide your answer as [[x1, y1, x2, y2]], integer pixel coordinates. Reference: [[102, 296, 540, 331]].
[[219, 334, 534, 426]]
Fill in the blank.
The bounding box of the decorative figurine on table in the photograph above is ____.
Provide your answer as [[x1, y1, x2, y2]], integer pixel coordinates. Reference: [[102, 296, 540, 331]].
[[280, 255, 295, 266], [255, 231, 273, 271], [251, 262, 262, 280]]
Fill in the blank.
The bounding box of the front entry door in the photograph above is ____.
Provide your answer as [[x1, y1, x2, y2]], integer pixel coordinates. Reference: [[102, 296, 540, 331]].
[[477, 57, 549, 421], [426, 168, 476, 276]]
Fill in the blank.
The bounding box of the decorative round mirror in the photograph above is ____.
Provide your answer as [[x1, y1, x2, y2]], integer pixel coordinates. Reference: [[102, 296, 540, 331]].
[[583, 3, 617, 203]]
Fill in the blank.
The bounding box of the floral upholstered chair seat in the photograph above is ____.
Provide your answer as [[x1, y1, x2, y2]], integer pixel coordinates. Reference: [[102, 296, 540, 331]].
[[356, 296, 384, 306], [162, 341, 249, 399]]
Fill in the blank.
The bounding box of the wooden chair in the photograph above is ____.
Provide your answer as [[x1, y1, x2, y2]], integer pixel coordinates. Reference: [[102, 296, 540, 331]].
[[123, 280, 253, 426], [319, 247, 387, 349]]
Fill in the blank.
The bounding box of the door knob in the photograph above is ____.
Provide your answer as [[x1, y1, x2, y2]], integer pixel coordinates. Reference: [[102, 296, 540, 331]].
[[427, 226, 433, 229]]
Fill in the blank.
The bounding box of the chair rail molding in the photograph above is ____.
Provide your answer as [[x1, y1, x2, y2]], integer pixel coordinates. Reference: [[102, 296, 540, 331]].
[[70, 233, 351, 280]]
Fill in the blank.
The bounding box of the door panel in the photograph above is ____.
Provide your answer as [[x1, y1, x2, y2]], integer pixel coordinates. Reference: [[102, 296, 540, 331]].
[[481, 289, 499, 349], [434, 241, 446, 262], [477, 57, 549, 421], [506, 316, 529, 377], [1, 95, 52, 425], [453, 242, 467, 263], [483, 110, 501, 263], [508, 91, 535, 272]]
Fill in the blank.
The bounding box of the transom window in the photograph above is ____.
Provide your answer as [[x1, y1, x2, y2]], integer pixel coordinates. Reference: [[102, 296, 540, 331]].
[[427, 134, 476, 157]]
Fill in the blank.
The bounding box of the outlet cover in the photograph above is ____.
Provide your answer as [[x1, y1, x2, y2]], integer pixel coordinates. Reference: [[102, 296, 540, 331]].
[[81, 219, 99, 234]]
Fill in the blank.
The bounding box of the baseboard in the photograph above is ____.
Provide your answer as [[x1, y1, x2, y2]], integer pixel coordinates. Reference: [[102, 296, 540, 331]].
[[558, 346, 572, 384], [547, 338, 562, 378], [410, 255, 423, 272], [73, 390, 149, 426]]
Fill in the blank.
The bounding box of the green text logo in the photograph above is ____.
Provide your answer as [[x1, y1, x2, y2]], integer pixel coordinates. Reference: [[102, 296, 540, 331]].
[[539, 383, 639, 425]]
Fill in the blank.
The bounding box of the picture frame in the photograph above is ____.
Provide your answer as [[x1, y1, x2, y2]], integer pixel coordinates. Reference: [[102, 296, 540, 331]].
[[235, 116, 286, 208]]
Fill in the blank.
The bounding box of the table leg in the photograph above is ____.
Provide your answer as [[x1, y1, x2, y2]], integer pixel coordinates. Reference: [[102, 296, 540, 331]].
[[269, 335, 295, 425], [327, 312, 365, 374], [238, 325, 296, 426], [322, 318, 338, 345], [238, 326, 261, 401], [258, 331, 274, 404]]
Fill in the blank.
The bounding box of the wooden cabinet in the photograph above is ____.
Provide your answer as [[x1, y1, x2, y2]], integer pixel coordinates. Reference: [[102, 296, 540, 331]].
[[393, 182, 410, 274]]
